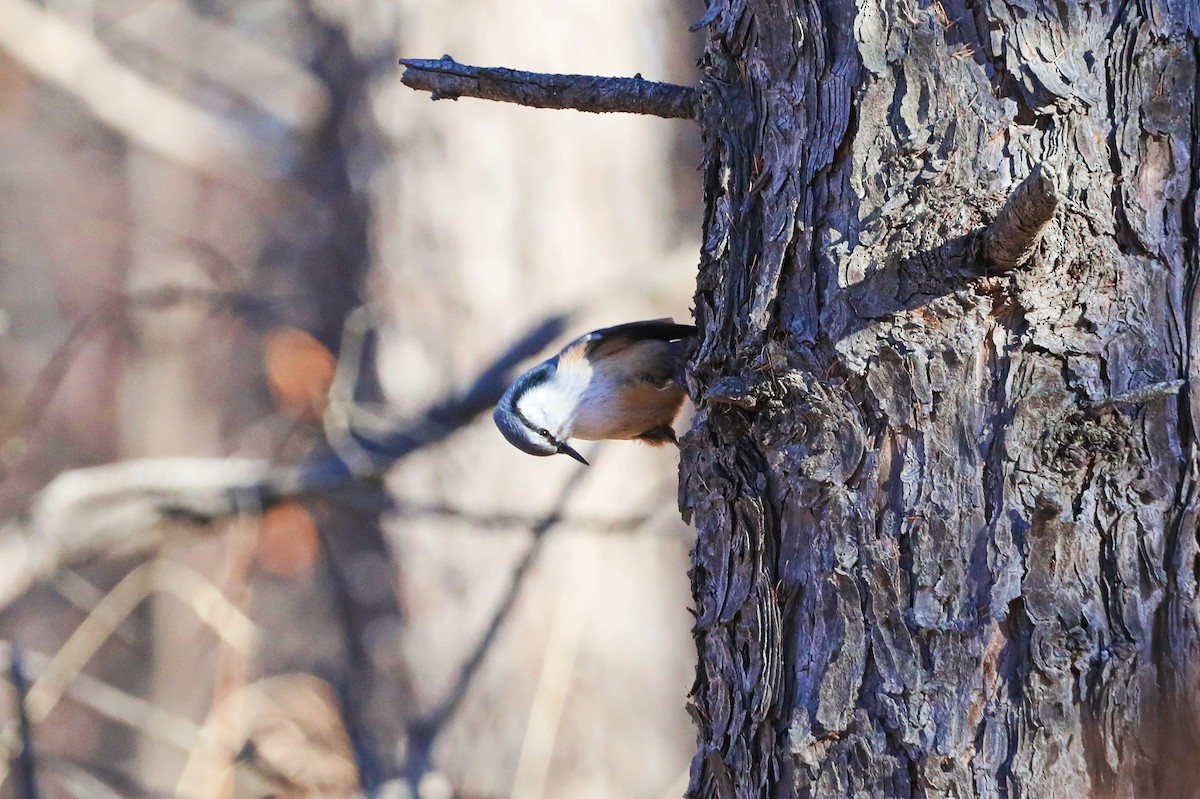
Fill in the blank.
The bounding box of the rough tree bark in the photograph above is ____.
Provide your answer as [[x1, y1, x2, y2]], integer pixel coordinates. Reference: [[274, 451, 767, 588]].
[[681, 0, 1200, 797]]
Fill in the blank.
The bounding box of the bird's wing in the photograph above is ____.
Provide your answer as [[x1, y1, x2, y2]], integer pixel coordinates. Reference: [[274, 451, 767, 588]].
[[558, 319, 697, 363]]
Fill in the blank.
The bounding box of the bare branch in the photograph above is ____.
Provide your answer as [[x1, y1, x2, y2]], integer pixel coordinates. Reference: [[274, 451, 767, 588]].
[[264, 312, 571, 498], [983, 163, 1062, 271], [0, 563, 259, 789], [0, 459, 270, 609], [24, 560, 256, 724], [399, 55, 699, 120], [44, 759, 129, 799]]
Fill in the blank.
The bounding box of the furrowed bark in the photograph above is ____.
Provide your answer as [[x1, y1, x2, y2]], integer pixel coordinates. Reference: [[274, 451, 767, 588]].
[[682, 1, 1200, 798]]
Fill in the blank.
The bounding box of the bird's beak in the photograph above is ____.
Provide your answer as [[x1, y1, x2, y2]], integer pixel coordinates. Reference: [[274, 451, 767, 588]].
[[558, 442, 589, 465]]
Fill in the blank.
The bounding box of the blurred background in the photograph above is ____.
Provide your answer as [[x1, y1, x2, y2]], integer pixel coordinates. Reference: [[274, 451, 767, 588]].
[[0, 0, 703, 797]]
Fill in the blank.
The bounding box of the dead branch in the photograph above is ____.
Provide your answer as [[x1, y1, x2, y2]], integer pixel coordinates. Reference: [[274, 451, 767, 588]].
[[399, 55, 699, 120], [14, 649, 202, 753], [983, 163, 1062, 271], [23, 560, 256, 725], [1083, 379, 1187, 412], [0, 563, 257, 792]]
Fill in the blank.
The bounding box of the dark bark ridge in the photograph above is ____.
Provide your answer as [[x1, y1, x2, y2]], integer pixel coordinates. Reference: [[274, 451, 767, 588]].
[[683, 0, 1200, 797], [684, 0, 862, 795], [399, 56, 699, 120]]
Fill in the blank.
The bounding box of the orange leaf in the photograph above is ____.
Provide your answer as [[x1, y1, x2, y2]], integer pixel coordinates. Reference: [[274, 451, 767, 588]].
[[257, 502, 321, 578], [264, 327, 335, 419]]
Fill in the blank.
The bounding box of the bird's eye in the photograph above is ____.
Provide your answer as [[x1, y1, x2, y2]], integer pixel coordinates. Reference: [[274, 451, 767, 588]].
[[537, 427, 550, 438]]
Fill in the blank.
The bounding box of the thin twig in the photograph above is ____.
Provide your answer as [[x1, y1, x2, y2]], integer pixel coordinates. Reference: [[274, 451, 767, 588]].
[[40, 754, 171, 799], [24, 560, 256, 725], [399, 55, 699, 120], [48, 571, 144, 647], [322, 305, 384, 478], [0, 563, 255, 793], [49, 760, 127, 799], [392, 500, 655, 534]]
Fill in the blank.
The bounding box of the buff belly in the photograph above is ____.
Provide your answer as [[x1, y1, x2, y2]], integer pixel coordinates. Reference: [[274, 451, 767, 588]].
[[569, 382, 686, 440]]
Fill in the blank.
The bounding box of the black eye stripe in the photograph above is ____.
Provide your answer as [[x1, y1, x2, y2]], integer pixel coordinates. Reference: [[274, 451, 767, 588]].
[[512, 409, 554, 444]]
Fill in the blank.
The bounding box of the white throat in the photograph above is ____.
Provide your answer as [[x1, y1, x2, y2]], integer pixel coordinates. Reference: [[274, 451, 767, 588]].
[[518, 360, 593, 439]]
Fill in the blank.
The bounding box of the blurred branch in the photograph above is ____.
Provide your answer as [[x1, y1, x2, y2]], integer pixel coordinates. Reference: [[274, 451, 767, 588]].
[[24, 560, 256, 724], [510, 540, 594, 799], [393, 500, 656, 534], [399, 55, 699, 120], [40, 755, 168, 799], [0, 562, 251, 791], [101, 0, 330, 133], [263, 312, 571, 497], [48, 571, 144, 647], [0, 0, 280, 184], [403, 458, 598, 789], [178, 674, 359, 799], [0, 285, 276, 459], [0, 315, 569, 609], [0, 458, 271, 609], [45, 760, 127, 799], [7, 646, 39, 799], [16, 649, 201, 752]]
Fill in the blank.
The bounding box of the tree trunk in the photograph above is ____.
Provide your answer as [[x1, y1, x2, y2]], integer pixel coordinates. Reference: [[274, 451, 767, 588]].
[[681, 1, 1200, 797]]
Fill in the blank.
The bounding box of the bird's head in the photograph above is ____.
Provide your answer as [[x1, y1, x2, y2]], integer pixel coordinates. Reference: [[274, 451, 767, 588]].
[[493, 361, 589, 464]]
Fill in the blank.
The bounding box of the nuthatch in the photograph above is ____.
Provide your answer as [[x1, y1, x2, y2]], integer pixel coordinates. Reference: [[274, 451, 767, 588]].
[[493, 319, 696, 464]]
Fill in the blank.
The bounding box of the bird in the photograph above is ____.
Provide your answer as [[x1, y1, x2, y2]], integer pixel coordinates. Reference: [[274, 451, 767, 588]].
[[493, 319, 696, 464]]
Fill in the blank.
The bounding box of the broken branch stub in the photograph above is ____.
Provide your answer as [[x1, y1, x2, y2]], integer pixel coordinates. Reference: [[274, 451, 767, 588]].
[[983, 163, 1063, 271]]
